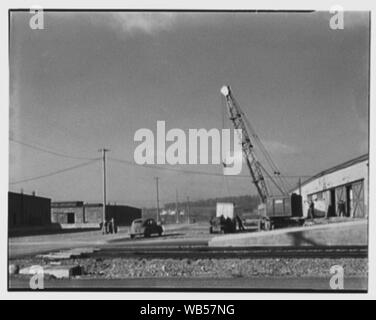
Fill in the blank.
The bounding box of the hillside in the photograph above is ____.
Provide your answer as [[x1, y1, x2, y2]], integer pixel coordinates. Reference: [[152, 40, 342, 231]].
[[142, 195, 260, 223]]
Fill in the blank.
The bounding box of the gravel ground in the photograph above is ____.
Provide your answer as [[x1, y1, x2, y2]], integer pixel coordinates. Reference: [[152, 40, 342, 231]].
[[10, 256, 368, 279]]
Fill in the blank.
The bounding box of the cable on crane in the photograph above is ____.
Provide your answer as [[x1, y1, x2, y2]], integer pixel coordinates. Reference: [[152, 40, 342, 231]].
[[230, 94, 291, 194]]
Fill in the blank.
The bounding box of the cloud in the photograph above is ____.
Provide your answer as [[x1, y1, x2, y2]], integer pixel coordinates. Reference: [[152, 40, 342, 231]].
[[110, 12, 178, 35]]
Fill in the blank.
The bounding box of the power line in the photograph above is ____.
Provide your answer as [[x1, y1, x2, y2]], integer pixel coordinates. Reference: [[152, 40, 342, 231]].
[[10, 139, 311, 181], [110, 156, 244, 177], [9, 159, 99, 184], [108, 157, 312, 180], [9, 138, 97, 160]]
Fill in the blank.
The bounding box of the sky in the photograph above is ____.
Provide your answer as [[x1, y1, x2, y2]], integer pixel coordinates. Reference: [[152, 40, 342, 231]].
[[9, 11, 369, 208]]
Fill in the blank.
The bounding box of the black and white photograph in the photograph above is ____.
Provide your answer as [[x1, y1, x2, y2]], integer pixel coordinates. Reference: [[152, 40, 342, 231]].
[[5, 5, 372, 297]]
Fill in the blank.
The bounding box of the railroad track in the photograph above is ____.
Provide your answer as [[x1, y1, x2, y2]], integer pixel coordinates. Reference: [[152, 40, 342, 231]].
[[90, 245, 367, 259]]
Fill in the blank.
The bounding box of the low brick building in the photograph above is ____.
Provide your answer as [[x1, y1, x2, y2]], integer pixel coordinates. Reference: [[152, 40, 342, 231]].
[[51, 201, 85, 224], [8, 192, 51, 228], [51, 202, 141, 226]]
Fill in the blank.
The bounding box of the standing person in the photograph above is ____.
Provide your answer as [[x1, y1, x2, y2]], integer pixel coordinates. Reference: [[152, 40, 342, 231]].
[[338, 200, 346, 217], [113, 218, 117, 234], [342, 200, 347, 217], [219, 215, 225, 232], [236, 215, 245, 231], [108, 218, 113, 234], [327, 204, 333, 218], [225, 217, 233, 233], [308, 201, 315, 219], [103, 220, 108, 234]]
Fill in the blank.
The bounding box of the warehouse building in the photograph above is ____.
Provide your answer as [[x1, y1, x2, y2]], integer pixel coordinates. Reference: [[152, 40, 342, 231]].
[[292, 154, 368, 219], [51, 202, 141, 226], [8, 191, 51, 228]]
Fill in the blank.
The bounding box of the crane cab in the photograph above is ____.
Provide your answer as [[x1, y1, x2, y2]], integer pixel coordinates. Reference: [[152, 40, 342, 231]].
[[258, 193, 304, 230]]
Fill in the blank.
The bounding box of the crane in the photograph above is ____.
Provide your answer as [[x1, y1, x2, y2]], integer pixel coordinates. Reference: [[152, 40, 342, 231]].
[[220, 85, 303, 230]]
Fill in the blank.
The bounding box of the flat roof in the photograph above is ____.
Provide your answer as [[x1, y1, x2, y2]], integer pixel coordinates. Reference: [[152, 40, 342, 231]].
[[51, 202, 140, 210], [294, 153, 369, 190], [9, 191, 51, 201], [84, 203, 103, 208], [51, 201, 84, 208]]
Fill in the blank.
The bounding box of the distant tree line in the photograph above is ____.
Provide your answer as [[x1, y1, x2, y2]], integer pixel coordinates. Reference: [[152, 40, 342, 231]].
[[143, 195, 261, 223], [164, 195, 260, 211]]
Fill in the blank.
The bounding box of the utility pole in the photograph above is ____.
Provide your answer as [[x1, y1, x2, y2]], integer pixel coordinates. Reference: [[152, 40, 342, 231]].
[[154, 177, 160, 223], [175, 189, 179, 224], [99, 148, 110, 231], [186, 196, 190, 224]]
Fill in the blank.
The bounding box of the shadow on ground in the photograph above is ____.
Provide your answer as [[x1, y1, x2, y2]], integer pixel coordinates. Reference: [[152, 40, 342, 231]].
[[9, 224, 102, 238], [107, 233, 186, 243], [289, 231, 323, 246]]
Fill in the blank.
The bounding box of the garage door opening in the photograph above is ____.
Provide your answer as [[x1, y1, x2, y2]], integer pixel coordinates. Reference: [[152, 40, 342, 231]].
[[67, 212, 75, 224], [351, 180, 365, 218], [328, 189, 336, 217]]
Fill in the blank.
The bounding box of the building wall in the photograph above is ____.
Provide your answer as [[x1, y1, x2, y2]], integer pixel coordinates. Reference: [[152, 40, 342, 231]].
[[106, 205, 142, 226], [84, 204, 142, 226], [292, 159, 368, 218], [84, 205, 103, 224], [50, 202, 141, 226], [51, 204, 85, 224], [9, 192, 51, 228]]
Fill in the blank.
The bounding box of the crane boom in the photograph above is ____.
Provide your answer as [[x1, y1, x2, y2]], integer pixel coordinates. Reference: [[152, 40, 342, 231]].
[[220, 85, 304, 230], [220, 85, 269, 203]]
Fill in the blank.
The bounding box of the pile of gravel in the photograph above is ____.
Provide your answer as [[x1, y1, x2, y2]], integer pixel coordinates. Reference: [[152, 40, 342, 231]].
[[10, 256, 367, 279], [74, 257, 367, 279]]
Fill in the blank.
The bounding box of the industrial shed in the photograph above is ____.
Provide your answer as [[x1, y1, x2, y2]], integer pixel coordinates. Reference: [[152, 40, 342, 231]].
[[51, 201, 85, 224], [292, 154, 368, 219], [51, 202, 141, 226], [8, 192, 51, 228]]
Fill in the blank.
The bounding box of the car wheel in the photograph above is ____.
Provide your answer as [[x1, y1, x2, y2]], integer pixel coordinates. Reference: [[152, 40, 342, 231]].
[[144, 230, 150, 238], [130, 234, 135, 239]]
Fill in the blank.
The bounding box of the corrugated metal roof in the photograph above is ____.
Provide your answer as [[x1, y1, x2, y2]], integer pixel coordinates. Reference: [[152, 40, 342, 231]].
[[293, 153, 369, 190]]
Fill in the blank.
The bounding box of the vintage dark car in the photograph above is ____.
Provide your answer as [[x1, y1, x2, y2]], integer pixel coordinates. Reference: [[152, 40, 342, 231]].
[[129, 218, 163, 239], [209, 217, 223, 234]]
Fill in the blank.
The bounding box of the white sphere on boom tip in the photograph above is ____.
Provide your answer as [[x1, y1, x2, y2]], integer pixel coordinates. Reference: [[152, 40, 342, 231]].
[[220, 85, 230, 97]]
